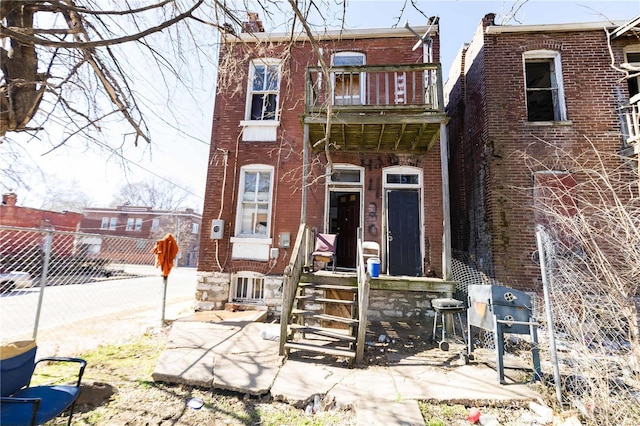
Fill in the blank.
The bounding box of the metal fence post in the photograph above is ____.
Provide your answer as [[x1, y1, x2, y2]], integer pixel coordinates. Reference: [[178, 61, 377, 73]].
[[32, 230, 52, 339]]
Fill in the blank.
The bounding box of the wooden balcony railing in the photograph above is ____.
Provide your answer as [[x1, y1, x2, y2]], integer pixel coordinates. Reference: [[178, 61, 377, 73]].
[[305, 63, 444, 115]]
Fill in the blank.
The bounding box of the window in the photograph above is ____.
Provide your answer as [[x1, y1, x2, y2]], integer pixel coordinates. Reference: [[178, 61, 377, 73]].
[[126, 218, 135, 231], [236, 165, 274, 237], [331, 52, 366, 105], [135, 218, 143, 231], [109, 217, 117, 230], [329, 165, 363, 184], [100, 217, 109, 230], [151, 218, 159, 231], [246, 59, 281, 121], [524, 50, 566, 122], [624, 48, 640, 100], [192, 223, 199, 234], [232, 272, 265, 302]]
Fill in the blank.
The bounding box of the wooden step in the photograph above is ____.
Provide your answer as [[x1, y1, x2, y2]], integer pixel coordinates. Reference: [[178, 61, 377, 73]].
[[290, 309, 359, 326], [289, 324, 357, 342], [284, 342, 356, 359], [299, 283, 357, 292], [294, 296, 355, 305]]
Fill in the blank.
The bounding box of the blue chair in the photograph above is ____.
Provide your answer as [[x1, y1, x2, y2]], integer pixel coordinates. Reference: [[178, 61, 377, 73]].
[[1, 340, 86, 426]]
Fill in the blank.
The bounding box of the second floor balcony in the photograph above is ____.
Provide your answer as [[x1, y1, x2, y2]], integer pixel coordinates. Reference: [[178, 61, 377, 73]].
[[303, 63, 447, 154]]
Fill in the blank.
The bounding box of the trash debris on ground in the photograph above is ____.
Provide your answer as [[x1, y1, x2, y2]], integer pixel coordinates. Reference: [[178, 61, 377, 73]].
[[187, 397, 204, 410], [467, 407, 481, 423]]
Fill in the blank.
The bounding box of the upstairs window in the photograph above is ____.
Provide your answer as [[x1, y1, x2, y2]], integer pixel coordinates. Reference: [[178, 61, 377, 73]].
[[246, 59, 281, 121], [524, 50, 566, 122], [109, 217, 117, 230], [624, 48, 640, 101], [126, 218, 135, 231], [236, 165, 274, 237], [331, 52, 366, 105], [100, 217, 109, 230], [135, 218, 143, 231]]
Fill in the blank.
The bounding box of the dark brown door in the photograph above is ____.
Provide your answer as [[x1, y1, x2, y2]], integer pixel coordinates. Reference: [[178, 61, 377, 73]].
[[387, 190, 421, 276]]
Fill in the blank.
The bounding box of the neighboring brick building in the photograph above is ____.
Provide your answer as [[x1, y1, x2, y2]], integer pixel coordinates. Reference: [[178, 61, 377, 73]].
[[197, 15, 452, 314], [0, 191, 83, 257], [445, 14, 639, 291], [80, 205, 202, 267]]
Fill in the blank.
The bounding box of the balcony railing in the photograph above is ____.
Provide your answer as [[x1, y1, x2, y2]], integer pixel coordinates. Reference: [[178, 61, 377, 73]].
[[619, 96, 640, 155], [305, 63, 444, 115]]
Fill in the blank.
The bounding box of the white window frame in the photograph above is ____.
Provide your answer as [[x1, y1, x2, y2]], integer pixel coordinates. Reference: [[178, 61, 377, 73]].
[[624, 45, 640, 103], [331, 51, 366, 105], [126, 218, 135, 231], [192, 223, 199, 234], [523, 50, 567, 122], [230, 271, 265, 304], [109, 217, 117, 230], [243, 58, 281, 122], [100, 217, 109, 230], [233, 164, 274, 239], [135, 218, 143, 231], [151, 218, 159, 231]]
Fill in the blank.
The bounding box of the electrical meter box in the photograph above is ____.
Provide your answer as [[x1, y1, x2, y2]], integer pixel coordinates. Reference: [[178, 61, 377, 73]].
[[210, 219, 224, 239]]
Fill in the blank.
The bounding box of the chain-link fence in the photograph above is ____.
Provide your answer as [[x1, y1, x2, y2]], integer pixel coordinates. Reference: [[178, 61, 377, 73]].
[[0, 226, 188, 345]]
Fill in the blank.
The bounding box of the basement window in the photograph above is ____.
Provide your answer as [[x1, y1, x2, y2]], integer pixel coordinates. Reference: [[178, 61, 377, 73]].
[[524, 50, 566, 122], [231, 272, 265, 303]]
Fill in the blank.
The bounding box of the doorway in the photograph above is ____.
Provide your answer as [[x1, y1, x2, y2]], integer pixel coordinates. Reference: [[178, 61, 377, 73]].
[[328, 192, 360, 269], [383, 166, 423, 276]]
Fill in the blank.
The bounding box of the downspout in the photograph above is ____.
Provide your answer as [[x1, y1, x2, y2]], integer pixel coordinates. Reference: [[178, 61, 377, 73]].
[[301, 123, 309, 223], [440, 122, 452, 280]]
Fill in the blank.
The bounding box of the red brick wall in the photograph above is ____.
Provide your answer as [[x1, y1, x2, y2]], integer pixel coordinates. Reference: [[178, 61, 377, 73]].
[[200, 31, 444, 276], [447, 21, 636, 291]]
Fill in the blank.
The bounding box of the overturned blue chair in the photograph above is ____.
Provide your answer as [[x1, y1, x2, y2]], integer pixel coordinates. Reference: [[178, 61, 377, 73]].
[[1, 340, 87, 426]]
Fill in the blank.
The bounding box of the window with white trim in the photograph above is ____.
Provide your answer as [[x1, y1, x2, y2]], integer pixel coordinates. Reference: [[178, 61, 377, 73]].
[[246, 59, 281, 121], [126, 218, 135, 231], [192, 223, 199, 234], [135, 218, 143, 231], [331, 52, 366, 105], [151, 218, 159, 231], [109, 217, 117, 230], [524, 50, 566, 122], [100, 217, 109, 230], [624, 46, 640, 101], [235, 165, 274, 237], [232, 272, 265, 303]]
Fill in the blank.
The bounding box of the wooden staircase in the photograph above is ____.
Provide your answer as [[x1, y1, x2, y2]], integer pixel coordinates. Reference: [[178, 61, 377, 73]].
[[284, 277, 360, 364], [279, 224, 370, 367]]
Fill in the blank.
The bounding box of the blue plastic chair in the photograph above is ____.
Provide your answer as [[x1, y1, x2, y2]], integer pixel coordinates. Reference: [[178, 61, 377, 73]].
[[1, 341, 86, 426]]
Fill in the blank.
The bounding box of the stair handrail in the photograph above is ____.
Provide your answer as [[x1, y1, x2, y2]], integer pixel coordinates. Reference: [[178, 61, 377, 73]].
[[355, 227, 371, 364], [279, 223, 311, 355]]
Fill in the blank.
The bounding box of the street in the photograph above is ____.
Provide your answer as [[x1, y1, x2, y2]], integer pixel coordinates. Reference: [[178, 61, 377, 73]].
[[0, 265, 197, 354]]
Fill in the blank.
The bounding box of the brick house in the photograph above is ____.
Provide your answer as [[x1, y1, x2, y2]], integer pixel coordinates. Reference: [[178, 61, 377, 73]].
[[196, 15, 455, 361], [445, 14, 639, 292], [80, 205, 202, 267], [0, 191, 83, 258]]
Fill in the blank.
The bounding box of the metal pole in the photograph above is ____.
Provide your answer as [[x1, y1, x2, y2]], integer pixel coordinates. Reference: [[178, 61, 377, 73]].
[[33, 231, 52, 339], [536, 226, 563, 406], [160, 275, 168, 326]]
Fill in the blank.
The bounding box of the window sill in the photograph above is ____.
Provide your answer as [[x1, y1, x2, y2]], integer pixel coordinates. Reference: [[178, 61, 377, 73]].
[[231, 237, 272, 261], [239, 121, 279, 142], [526, 120, 573, 127], [230, 236, 273, 245]]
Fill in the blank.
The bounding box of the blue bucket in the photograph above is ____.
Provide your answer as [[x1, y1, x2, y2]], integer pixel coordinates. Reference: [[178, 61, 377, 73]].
[[367, 258, 380, 278]]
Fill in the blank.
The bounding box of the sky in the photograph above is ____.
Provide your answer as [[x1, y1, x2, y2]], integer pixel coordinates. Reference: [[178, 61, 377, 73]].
[[3, 0, 639, 213]]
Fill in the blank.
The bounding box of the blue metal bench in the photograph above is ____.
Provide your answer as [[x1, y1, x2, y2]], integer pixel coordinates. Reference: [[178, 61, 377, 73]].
[[1, 340, 86, 426]]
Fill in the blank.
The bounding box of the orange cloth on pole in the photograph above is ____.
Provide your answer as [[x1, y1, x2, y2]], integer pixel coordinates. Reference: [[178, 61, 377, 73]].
[[153, 233, 179, 277]]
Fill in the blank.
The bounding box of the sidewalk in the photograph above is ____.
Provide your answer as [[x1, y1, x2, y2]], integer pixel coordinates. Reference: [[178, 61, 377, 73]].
[[153, 312, 542, 425]]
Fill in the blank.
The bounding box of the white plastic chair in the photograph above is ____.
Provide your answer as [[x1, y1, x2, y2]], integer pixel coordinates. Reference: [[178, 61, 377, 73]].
[[362, 241, 380, 263]]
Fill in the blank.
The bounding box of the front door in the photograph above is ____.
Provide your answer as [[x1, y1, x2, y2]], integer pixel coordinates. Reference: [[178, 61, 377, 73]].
[[387, 190, 421, 276], [330, 192, 359, 269]]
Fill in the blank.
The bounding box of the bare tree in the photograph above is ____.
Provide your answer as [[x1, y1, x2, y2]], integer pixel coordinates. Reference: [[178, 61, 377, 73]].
[[114, 179, 191, 210]]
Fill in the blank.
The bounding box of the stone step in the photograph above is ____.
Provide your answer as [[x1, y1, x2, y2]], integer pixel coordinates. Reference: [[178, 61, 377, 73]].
[[289, 324, 357, 342]]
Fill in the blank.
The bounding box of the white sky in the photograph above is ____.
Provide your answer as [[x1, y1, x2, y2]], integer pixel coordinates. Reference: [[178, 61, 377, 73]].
[[3, 0, 638, 212]]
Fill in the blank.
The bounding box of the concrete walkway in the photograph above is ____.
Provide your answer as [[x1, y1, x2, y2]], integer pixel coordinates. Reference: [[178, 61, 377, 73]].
[[153, 312, 541, 425]]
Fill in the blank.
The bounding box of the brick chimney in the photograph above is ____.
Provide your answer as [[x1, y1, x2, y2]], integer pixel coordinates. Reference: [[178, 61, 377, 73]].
[[2, 192, 17, 206], [242, 12, 264, 33]]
